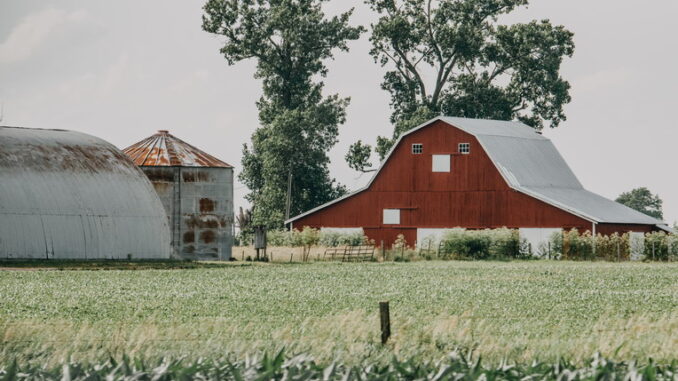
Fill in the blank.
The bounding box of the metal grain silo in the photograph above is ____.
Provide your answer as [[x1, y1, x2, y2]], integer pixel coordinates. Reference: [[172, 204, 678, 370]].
[[123, 131, 233, 260], [0, 126, 171, 259]]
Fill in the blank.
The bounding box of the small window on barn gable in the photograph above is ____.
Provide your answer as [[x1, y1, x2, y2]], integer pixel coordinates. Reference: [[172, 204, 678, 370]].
[[459, 143, 470, 154], [383, 209, 400, 225], [411, 143, 423, 154], [432, 154, 451, 172]]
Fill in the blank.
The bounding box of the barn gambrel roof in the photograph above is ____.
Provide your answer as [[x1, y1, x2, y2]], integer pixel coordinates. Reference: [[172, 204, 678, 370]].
[[287, 116, 667, 228]]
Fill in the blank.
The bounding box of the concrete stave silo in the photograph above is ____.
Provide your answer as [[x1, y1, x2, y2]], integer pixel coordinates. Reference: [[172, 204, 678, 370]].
[[123, 131, 233, 260], [0, 126, 171, 259]]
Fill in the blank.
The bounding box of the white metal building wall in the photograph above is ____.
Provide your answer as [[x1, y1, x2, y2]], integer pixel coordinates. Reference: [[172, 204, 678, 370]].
[[0, 126, 171, 259]]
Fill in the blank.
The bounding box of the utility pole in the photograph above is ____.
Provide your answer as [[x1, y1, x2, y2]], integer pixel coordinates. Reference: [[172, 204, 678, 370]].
[[285, 170, 292, 225]]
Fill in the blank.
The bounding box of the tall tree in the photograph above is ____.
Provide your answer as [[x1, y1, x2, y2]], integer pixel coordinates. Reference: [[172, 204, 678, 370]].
[[346, 0, 574, 172], [203, 0, 363, 228], [616, 187, 663, 220]]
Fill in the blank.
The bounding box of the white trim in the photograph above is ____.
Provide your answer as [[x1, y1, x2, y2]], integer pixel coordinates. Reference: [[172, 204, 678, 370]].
[[383, 209, 400, 225], [432, 154, 451, 172]]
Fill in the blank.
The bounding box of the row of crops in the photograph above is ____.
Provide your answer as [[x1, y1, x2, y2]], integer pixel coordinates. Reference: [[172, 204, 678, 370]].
[[1, 351, 675, 380]]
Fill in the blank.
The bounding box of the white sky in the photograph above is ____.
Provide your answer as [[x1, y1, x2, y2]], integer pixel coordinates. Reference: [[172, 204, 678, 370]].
[[1, 0, 676, 224]]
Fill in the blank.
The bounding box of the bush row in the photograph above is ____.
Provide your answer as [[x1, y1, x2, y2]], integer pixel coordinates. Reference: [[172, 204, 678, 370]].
[[236, 227, 678, 262], [548, 229, 678, 261], [236, 227, 368, 247]]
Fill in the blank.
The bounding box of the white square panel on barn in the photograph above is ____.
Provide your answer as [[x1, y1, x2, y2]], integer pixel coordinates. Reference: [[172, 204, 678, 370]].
[[383, 209, 400, 225], [432, 154, 451, 172]]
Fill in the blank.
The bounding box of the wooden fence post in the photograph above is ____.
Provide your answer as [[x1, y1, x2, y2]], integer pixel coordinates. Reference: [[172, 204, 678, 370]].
[[381, 240, 385, 260], [379, 301, 391, 345], [652, 241, 656, 261]]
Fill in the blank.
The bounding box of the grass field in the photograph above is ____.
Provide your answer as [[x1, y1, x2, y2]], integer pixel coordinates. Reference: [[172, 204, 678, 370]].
[[1, 261, 677, 367]]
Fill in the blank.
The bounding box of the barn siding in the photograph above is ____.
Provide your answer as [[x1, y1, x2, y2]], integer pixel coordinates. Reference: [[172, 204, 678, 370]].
[[294, 121, 606, 246], [596, 223, 657, 235]]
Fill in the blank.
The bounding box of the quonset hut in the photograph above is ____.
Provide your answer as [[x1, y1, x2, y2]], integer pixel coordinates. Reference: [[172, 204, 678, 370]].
[[124, 131, 233, 260], [0, 126, 171, 259]]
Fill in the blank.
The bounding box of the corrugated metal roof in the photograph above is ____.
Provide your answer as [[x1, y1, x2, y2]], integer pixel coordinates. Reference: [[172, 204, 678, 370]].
[[0, 126, 171, 259], [123, 130, 232, 168], [287, 116, 664, 226]]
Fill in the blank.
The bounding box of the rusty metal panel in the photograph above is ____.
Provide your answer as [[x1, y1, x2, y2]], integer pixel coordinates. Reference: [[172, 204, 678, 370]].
[[123, 130, 232, 168], [0, 126, 171, 259], [177, 167, 233, 260], [137, 166, 234, 261]]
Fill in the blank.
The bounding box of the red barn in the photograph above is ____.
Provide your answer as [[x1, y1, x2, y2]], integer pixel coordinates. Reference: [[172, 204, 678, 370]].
[[286, 117, 670, 247]]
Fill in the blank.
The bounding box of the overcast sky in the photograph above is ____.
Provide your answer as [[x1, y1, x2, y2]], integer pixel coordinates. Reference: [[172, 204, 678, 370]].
[[1, 0, 676, 224]]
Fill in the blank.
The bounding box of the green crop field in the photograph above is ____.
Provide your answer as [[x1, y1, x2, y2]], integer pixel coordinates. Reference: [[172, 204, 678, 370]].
[[1, 261, 677, 368]]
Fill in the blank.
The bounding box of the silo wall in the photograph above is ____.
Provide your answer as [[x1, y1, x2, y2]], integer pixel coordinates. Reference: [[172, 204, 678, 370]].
[[141, 166, 233, 260]]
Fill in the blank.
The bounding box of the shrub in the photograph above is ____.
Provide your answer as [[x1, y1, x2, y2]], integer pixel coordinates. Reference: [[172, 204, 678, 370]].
[[552, 229, 678, 261], [439, 228, 527, 260], [643, 231, 678, 261], [261, 228, 369, 248], [318, 230, 365, 247]]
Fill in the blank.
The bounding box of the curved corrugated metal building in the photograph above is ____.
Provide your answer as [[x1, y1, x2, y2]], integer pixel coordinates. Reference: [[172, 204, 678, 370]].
[[124, 130, 233, 260], [0, 126, 171, 259]]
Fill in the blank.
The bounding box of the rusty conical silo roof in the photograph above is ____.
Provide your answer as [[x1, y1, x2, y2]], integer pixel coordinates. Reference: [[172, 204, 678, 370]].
[[123, 130, 232, 168]]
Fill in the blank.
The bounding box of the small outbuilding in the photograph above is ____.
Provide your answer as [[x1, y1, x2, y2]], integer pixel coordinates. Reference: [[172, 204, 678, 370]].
[[286, 117, 670, 248], [124, 131, 234, 260], [0, 126, 171, 259]]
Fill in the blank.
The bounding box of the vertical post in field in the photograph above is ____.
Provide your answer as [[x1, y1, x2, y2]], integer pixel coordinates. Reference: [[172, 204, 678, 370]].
[[652, 241, 655, 261], [381, 240, 385, 260], [379, 301, 391, 345]]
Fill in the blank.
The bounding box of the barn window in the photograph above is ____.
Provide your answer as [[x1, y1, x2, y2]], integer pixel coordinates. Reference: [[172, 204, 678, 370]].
[[411, 143, 423, 154], [459, 143, 470, 154], [432, 154, 451, 172], [383, 209, 400, 225]]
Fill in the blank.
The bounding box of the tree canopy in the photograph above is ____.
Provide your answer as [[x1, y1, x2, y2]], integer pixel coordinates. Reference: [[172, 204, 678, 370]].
[[616, 187, 663, 220], [347, 0, 575, 172], [203, 0, 363, 228]]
